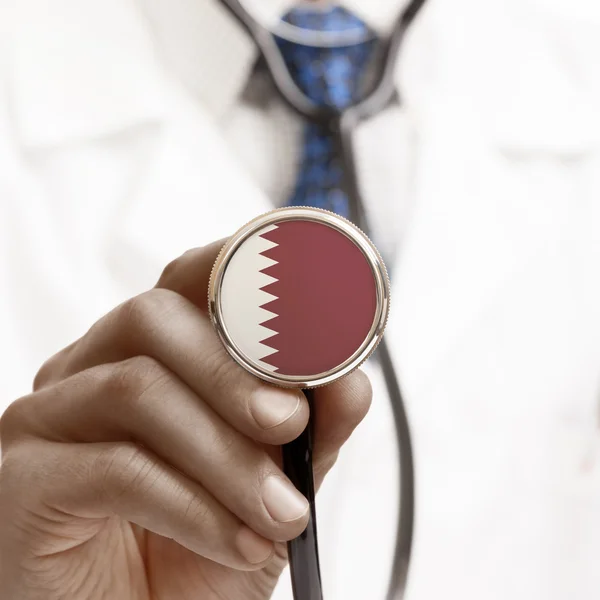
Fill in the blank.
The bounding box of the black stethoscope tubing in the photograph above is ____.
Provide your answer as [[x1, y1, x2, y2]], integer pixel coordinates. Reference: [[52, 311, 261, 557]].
[[218, 2, 429, 599]]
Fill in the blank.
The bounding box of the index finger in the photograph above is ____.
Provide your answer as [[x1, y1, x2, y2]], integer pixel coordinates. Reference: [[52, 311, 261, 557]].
[[155, 240, 227, 310], [34, 240, 228, 391]]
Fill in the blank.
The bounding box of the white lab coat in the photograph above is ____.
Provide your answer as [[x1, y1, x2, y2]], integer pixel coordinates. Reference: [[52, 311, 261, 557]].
[[2, 0, 600, 599]]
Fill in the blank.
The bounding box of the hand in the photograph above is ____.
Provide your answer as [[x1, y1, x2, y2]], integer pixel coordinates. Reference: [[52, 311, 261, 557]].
[[0, 240, 372, 600]]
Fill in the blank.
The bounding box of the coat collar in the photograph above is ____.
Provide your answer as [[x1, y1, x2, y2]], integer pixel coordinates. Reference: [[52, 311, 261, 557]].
[[7, 0, 408, 149]]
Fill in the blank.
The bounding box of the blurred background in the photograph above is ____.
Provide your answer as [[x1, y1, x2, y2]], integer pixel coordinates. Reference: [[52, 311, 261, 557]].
[[2, 0, 600, 599]]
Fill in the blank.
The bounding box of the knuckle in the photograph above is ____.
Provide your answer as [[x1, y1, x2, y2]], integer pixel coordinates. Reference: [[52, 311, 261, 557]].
[[119, 293, 154, 327], [157, 243, 223, 290], [0, 448, 23, 494], [33, 358, 55, 391], [181, 488, 213, 526], [0, 446, 20, 482], [209, 347, 241, 387], [91, 443, 160, 505], [120, 289, 185, 331], [206, 425, 241, 461], [158, 255, 181, 284], [0, 438, 45, 490], [209, 348, 256, 406], [0, 395, 34, 448], [32, 342, 77, 390], [156, 252, 189, 288], [105, 356, 172, 406]]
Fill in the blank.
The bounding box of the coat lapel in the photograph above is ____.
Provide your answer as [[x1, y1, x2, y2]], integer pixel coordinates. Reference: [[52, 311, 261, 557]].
[[382, 101, 586, 397], [378, 0, 600, 398], [105, 91, 274, 293]]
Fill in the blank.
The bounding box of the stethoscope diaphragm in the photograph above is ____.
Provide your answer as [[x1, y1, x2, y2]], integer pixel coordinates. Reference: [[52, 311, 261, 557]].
[[209, 207, 390, 389]]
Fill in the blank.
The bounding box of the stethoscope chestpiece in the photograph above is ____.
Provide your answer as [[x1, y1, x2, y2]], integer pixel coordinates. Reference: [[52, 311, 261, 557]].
[[209, 208, 391, 600], [209, 206, 390, 389]]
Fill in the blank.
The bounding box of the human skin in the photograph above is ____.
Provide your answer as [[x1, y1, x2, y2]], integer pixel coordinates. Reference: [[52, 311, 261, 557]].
[[0, 240, 372, 600]]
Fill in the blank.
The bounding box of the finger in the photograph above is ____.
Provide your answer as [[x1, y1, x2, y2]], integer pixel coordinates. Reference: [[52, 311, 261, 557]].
[[310, 369, 373, 487], [33, 240, 224, 391], [36, 288, 309, 446], [2, 359, 310, 542], [0, 439, 274, 571], [155, 240, 227, 311]]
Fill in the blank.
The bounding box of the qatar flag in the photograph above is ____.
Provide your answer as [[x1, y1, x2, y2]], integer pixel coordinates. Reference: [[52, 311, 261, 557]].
[[220, 219, 378, 377]]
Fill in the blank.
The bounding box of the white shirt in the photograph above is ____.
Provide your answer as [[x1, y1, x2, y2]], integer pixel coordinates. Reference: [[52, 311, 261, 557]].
[[2, 1, 600, 599]]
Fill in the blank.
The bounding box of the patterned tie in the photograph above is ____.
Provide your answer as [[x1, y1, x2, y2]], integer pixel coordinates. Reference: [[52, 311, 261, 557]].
[[277, 6, 375, 218]]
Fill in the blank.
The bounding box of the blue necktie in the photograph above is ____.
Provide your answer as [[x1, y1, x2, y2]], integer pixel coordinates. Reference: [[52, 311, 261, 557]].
[[277, 6, 375, 218]]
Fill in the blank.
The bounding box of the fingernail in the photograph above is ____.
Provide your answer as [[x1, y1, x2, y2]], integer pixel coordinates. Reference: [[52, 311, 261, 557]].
[[236, 526, 274, 564], [262, 476, 309, 523], [251, 389, 301, 429]]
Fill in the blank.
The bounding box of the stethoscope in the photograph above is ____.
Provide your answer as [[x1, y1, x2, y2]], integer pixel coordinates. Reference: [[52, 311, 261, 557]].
[[216, 2, 430, 599]]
